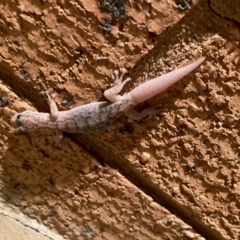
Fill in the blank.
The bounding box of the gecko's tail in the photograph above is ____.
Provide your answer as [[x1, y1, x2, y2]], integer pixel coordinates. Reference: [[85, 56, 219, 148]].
[[129, 57, 205, 104]]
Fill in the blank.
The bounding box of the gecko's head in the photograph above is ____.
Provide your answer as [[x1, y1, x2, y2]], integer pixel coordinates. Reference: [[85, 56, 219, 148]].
[[11, 111, 35, 132]]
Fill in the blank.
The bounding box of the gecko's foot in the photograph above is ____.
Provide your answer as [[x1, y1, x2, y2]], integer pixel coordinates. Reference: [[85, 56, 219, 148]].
[[50, 130, 63, 147], [144, 106, 168, 120], [126, 105, 168, 121], [104, 68, 131, 103], [111, 68, 130, 87]]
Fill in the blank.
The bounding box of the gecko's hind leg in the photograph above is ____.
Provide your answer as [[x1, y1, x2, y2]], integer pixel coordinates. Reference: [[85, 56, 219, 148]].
[[125, 104, 168, 121], [104, 68, 131, 103], [45, 91, 59, 121]]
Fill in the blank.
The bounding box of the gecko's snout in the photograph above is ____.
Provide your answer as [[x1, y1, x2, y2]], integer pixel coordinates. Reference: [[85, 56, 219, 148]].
[[10, 114, 20, 128], [11, 113, 24, 131]]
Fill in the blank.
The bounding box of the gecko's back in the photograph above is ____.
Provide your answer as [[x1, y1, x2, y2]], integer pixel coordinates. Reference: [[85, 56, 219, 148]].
[[67, 98, 132, 132], [11, 97, 133, 133]]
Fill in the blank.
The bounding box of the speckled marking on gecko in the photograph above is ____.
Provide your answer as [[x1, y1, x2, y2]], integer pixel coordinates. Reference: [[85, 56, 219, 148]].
[[11, 58, 205, 140]]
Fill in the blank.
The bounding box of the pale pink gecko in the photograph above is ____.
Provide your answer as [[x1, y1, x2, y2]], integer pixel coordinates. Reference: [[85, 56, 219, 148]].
[[11, 57, 205, 139]]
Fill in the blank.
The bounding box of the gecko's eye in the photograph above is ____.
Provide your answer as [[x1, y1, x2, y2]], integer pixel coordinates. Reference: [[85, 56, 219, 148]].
[[16, 114, 22, 124], [15, 114, 25, 131]]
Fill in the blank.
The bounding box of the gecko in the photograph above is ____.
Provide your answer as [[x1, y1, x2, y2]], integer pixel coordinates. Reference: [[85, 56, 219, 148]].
[[11, 57, 205, 143]]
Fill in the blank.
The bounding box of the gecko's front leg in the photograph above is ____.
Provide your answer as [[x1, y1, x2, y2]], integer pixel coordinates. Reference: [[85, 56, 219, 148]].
[[45, 91, 63, 145], [45, 91, 59, 121], [51, 130, 63, 147]]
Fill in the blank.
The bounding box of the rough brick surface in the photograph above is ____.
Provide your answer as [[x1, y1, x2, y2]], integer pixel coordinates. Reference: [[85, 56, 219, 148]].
[[0, 0, 240, 239]]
